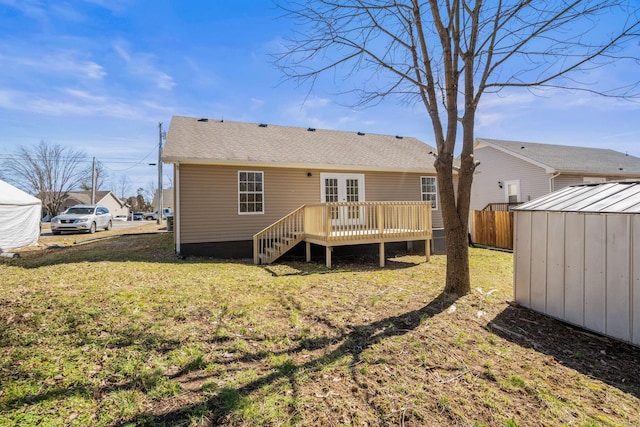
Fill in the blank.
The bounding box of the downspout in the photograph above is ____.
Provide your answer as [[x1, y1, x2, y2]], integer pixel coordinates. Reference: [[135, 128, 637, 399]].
[[175, 163, 181, 257], [549, 172, 561, 193]]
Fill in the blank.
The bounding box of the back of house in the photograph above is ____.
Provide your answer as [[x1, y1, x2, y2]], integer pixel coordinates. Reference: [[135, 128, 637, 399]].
[[162, 116, 449, 259]]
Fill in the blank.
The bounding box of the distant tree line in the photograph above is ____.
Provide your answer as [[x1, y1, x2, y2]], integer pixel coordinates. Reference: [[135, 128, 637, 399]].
[[2, 140, 156, 216]]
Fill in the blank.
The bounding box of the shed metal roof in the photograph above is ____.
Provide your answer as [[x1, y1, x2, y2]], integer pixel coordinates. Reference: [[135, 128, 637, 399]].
[[514, 182, 640, 213]]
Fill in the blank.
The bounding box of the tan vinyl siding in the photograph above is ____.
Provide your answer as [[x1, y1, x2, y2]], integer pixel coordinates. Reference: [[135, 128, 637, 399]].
[[179, 164, 442, 243], [364, 171, 444, 228], [471, 146, 549, 210]]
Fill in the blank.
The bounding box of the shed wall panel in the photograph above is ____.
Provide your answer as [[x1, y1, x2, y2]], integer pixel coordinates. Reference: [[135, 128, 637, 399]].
[[546, 213, 565, 318], [584, 215, 606, 334], [514, 182, 640, 347], [514, 211, 532, 306], [564, 213, 585, 326], [605, 215, 631, 341], [633, 215, 640, 345], [530, 213, 548, 312]]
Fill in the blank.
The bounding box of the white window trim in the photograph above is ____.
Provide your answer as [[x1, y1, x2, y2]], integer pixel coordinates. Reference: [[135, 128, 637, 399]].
[[504, 179, 521, 203], [238, 170, 264, 215], [420, 176, 438, 210]]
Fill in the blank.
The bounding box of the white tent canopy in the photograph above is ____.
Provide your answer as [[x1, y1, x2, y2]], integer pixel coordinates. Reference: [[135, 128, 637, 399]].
[[0, 179, 42, 251]]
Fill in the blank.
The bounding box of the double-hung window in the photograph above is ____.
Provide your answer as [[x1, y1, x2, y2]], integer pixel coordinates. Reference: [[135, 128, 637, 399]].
[[421, 176, 438, 210], [238, 171, 264, 214]]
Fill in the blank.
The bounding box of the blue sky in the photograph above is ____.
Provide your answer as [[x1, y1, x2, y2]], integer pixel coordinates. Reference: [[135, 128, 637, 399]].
[[0, 0, 639, 196]]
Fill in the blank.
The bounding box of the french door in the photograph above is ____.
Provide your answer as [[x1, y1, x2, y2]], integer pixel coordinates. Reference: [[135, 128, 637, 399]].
[[320, 173, 365, 226]]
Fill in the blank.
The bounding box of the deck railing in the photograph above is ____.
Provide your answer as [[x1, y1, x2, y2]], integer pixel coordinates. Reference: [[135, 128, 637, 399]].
[[254, 201, 432, 265], [304, 201, 432, 244], [482, 202, 523, 212]]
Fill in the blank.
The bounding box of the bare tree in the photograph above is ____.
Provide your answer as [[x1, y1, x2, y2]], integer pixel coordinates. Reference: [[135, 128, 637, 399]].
[[145, 179, 158, 210], [115, 174, 132, 200], [80, 159, 108, 192], [275, 0, 640, 295], [3, 140, 88, 217]]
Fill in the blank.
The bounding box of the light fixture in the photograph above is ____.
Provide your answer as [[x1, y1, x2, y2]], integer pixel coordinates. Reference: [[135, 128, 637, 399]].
[[498, 181, 503, 189], [307, 172, 313, 177]]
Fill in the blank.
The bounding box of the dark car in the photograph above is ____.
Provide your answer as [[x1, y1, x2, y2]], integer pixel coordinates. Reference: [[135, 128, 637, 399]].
[[128, 212, 144, 221]]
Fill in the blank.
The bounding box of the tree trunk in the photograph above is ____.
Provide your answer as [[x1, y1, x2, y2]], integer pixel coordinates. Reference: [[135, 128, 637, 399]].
[[443, 216, 470, 295], [436, 153, 471, 296]]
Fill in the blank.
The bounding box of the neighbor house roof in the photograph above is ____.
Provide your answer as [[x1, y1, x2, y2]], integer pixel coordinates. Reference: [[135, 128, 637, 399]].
[[475, 138, 640, 176], [64, 191, 124, 207], [514, 181, 640, 213], [162, 116, 440, 173]]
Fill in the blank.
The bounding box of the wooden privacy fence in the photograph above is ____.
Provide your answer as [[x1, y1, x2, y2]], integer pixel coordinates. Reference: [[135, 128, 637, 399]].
[[471, 210, 514, 250]]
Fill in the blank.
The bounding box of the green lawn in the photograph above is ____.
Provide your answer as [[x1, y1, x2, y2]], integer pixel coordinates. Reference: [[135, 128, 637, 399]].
[[1, 233, 638, 426]]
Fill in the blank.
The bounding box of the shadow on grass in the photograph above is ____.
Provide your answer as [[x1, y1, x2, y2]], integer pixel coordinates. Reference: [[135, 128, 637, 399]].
[[112, 292, 457, 426], [487, 305, 640, 399], [262, 257, 423, 276], [10, 233, 429, 275]]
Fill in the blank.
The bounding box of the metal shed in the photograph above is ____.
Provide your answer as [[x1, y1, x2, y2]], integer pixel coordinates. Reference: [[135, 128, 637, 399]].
[[513, 182, 640, 346]]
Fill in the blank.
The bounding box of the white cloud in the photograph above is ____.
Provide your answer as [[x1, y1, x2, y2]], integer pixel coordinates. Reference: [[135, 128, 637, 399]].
[[250, 98, 265, 110], [0, 86, 172, 120], [0, 0, 48, 22], [113, 41, 176, 91], [0, 50, 106, 80]]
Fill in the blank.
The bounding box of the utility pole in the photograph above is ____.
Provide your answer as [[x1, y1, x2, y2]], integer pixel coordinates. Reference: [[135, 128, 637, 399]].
[[91, 157, 96, 205], [157, 122, 163, 224]]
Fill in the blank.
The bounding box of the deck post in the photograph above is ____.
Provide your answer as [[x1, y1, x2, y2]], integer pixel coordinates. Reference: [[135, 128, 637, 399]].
[[306, 241, 311, 262], [326, 246, 332, 269], [379, 242, 385, 267], [425, 239, 431, 262], [253, 236, 259, 264]]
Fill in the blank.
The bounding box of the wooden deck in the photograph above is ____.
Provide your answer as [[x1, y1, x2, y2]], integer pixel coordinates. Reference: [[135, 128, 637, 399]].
[[254, 202, 433, 267]]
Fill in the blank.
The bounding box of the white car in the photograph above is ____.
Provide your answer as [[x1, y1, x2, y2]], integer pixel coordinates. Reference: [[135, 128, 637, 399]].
[[114, 215, 128, 221], [51, 205, 113, 235], [144, 208, 173, 220]]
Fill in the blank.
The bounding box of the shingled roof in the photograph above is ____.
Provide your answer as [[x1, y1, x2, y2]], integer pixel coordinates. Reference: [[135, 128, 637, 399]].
[[162, 116, 439, 173], [476, 138, 640, 176]]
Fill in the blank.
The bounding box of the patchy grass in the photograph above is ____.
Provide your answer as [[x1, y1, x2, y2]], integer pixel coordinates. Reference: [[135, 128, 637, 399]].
[[1, 230, 639, 426]]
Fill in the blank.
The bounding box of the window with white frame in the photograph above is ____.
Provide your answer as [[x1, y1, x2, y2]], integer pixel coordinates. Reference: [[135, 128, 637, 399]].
[[421, 176, 438, 209], [238, 171, 264, 214]]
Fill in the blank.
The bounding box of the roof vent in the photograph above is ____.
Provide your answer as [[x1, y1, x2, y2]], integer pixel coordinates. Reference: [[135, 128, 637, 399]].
[[197, 118, 208, 122], [307, 127, 316, 132], [357, 132, 365, 136], [395, 135, 403, 139], [258, 123, 268, 128]]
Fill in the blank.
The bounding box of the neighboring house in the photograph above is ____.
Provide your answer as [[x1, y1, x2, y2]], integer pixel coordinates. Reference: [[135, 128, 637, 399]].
[[61, 191, 129, 217], [162, 116, 448, 259], [471, 138, 640, 211], [152, 188, 174, 210]]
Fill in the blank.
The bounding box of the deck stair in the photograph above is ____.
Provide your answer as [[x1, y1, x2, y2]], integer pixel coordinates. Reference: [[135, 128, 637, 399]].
[[253, 206, 305, 264]]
